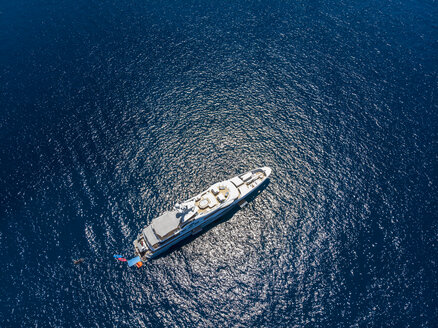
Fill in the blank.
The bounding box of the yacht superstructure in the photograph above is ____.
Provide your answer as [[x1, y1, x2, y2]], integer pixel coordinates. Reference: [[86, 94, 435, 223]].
[[133, 167, 271, 260]]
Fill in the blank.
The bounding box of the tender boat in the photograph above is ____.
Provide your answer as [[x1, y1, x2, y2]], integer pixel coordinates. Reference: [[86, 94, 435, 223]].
[[133, 167, 271, 260]]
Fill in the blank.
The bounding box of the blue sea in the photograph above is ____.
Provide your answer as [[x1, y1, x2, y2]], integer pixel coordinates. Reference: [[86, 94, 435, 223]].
[[1, 0, 437, 326]]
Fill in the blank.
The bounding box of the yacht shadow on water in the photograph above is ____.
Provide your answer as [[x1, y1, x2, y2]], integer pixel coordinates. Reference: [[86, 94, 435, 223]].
[[151, 178, 271, 261]]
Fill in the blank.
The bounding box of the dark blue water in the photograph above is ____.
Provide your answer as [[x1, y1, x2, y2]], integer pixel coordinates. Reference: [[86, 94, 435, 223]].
[[1, 0, 437, 326]]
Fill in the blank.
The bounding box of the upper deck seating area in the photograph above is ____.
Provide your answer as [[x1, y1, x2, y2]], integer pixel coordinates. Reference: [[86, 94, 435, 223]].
[[205, 193, 219, 208]]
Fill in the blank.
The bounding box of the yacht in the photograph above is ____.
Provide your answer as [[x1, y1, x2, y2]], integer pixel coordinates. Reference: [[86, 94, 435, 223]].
[[133, 167, 271, 260]]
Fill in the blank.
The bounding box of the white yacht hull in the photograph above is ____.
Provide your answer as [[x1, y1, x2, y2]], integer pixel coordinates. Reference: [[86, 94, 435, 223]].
[[134, 167, 271, 260]]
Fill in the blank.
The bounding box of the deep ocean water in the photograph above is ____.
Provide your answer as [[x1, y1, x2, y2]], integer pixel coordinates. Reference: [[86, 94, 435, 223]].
[[1, 0, 437, 326]]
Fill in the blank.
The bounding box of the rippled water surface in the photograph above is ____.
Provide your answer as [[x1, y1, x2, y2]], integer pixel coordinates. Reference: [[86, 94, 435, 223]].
[[1, 0, 437, 326]]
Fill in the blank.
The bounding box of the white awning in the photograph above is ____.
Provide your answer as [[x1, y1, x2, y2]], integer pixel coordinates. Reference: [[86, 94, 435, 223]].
[[151, 211, 180, 239], [231, 176, 244, 187], [241, 172, 252, 181]]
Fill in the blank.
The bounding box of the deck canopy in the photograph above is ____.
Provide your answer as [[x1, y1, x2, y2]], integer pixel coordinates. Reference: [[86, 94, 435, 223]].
[[143, 226, 160, 247], [151, 211, 180, 239]]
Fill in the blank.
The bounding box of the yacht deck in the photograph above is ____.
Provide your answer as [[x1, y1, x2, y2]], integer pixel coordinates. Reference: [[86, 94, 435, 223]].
[[195, 185, 230, 215]]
